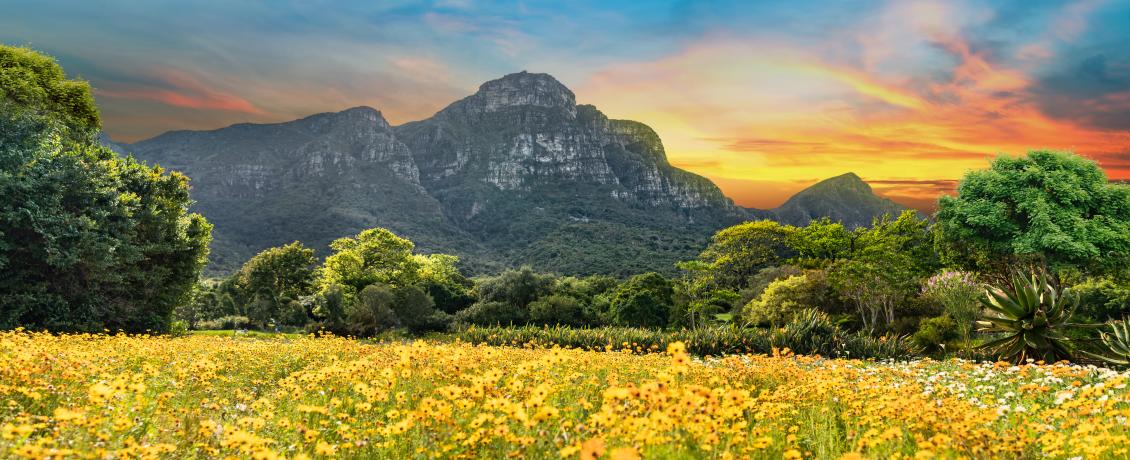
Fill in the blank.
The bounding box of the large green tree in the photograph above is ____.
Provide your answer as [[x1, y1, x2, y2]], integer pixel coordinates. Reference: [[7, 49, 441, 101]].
[[610, 272, 675, 328], [936, 150, 1130, 276], [698, 220, 796, 290], [237, 241, 317, 327], [319, 228, 421, 299], [0, 46, 212, 332]]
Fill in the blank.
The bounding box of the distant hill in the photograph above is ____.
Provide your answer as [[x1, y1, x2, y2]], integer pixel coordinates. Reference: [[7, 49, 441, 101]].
[[769, 173, 911, 228], [111, 71, 909, 276]]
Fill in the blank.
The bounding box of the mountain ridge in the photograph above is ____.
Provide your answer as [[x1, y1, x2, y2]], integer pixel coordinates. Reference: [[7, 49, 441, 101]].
[[111, 72, 909, 275]]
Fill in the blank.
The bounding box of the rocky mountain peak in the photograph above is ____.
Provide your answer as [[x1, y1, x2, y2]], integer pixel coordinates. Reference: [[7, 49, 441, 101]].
[[805, 172, 872, 195], [462, 71, 576, 115], [307, 106, 391, 130]]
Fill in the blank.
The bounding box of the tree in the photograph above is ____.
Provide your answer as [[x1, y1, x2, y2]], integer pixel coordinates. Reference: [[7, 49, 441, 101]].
[[237, 242, 317, 327], [320, 228, 421, 299], [1, 45, 100, 143], [698, 220, 796, 290], [415, 254, 475, 314], [0, 47, 212, 333], [936, 150, 1130, 276], [786, 218, 856, 265], [345, 284, 399, 336], [476, 267, 555, 309], [742, 271, 830, 327], [390, 284, 450, 332], [529, 295, 588, 327], [827, 211, 936, 332], [610, 272, 675, 328]]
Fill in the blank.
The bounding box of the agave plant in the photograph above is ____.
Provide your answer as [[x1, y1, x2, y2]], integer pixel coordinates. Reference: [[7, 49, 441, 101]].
[[977, 271, 1092, 363], [1082, 320, 1130, 366]]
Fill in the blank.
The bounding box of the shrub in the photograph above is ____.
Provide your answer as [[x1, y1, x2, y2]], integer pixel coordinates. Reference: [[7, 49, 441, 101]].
[[455, 320, 918, 360], [529, 295, 588, 327], [346, 284, 400, 336], [197, 315, 253, 331], [455, 301, 529, 327], [923, 270, 982, 344], [912, 315, 960, 354], [610, 272, 674, 328], [391, 285, 451, 333], [742, 272, 827, 326]]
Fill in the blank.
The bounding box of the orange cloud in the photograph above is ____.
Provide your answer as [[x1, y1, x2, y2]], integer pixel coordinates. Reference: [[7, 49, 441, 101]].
[[97, 68, 266, 115], [575, 4, 1129, 211]]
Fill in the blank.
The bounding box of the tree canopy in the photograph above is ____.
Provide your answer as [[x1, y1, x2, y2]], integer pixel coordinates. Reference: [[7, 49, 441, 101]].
[[936, 150, 1130, 275]]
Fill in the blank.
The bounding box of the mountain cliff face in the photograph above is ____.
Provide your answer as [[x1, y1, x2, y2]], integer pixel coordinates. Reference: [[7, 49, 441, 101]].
[[126, 107, 488, 274], [394, 72, 746, 274], [769, 173, 910, 228], [125, 72, 747, 275], [120, 72, 910, 276]]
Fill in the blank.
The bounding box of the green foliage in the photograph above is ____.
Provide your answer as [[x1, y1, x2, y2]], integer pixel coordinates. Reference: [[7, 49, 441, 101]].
[[610, 272, 675, 328], [528, 295, 589, 327], [455, 320, 917, 360], [0, 46, 211, 333], [1, 131, 212, 333], [196, 315, 253, 331], [827, 211, 936, 333], [936, 150, 1130, 276], [346, 284, 399, 336], [978, 271, 1092, 363], [1083, 320, 1130, 366], [237, 242, 317, 327], [390, 284, 451, 333], [0, 45, 100, 141], [454, 301, 528, 327], [742, 271, 829, 327], [787, 218, 854, 265], [320, 228, 420, 299], [415, 254, 475, 314], [1068, 276, 1130, 322], [922, 270, 983, 344], [698, 220, 796, 290], [476, 267, 555, 309], [912, 315, 960, 354]]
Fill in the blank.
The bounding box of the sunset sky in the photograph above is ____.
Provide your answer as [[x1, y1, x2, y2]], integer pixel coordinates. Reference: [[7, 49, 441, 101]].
[[3, 0, 1129, 211]]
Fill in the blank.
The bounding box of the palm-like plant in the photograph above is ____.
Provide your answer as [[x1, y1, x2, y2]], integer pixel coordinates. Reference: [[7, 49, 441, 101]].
[[977, 271, 1091, 363], [1082, 320, 1130, 366]]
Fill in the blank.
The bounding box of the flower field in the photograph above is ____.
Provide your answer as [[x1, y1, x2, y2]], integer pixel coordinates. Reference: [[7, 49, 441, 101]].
[[2, 332, 1130, 459]]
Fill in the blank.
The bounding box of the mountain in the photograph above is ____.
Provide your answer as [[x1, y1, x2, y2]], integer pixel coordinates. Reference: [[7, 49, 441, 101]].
[[769, 173, 911, 228], [119, 71, 909, 276], [125, 107, 491, 274], [393, 71, 751, 275], [124, 72, 749, 276]]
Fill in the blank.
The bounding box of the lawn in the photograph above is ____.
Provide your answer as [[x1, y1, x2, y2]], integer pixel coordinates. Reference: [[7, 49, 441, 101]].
[[1, 330, 1128, 459]]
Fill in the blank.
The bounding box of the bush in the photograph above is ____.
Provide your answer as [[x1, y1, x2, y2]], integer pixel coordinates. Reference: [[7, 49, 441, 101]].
[[476, 267, 555, 309], [454, 321, 917, 360], [912, 315, 960, 354], [455, 301, 529, 326], [529, 295, 588, 327], [197, 315, 253, 331], [346, 284, 400, 336], [610, 272, 674, 328], [391, 285, 451, 333], [742, 272, 827, 326], [1071, 276, 1130, 322]]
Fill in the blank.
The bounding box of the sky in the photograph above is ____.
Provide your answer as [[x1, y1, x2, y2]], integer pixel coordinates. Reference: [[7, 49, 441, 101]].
[[3, 0, 1129, 211]]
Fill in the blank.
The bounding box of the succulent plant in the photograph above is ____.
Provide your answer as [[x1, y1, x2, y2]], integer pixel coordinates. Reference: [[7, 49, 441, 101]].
[[1082, 320, 1130, 366], [977, 271, 1091, 363]]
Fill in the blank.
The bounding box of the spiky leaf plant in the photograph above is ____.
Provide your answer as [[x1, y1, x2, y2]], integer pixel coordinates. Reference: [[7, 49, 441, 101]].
[[1082, 320, 1130, 366], [977, 271, 1092, 363]]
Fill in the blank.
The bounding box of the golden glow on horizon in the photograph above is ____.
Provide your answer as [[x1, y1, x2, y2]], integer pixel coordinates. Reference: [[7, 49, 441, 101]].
[[576, 33, 1130, 212]]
